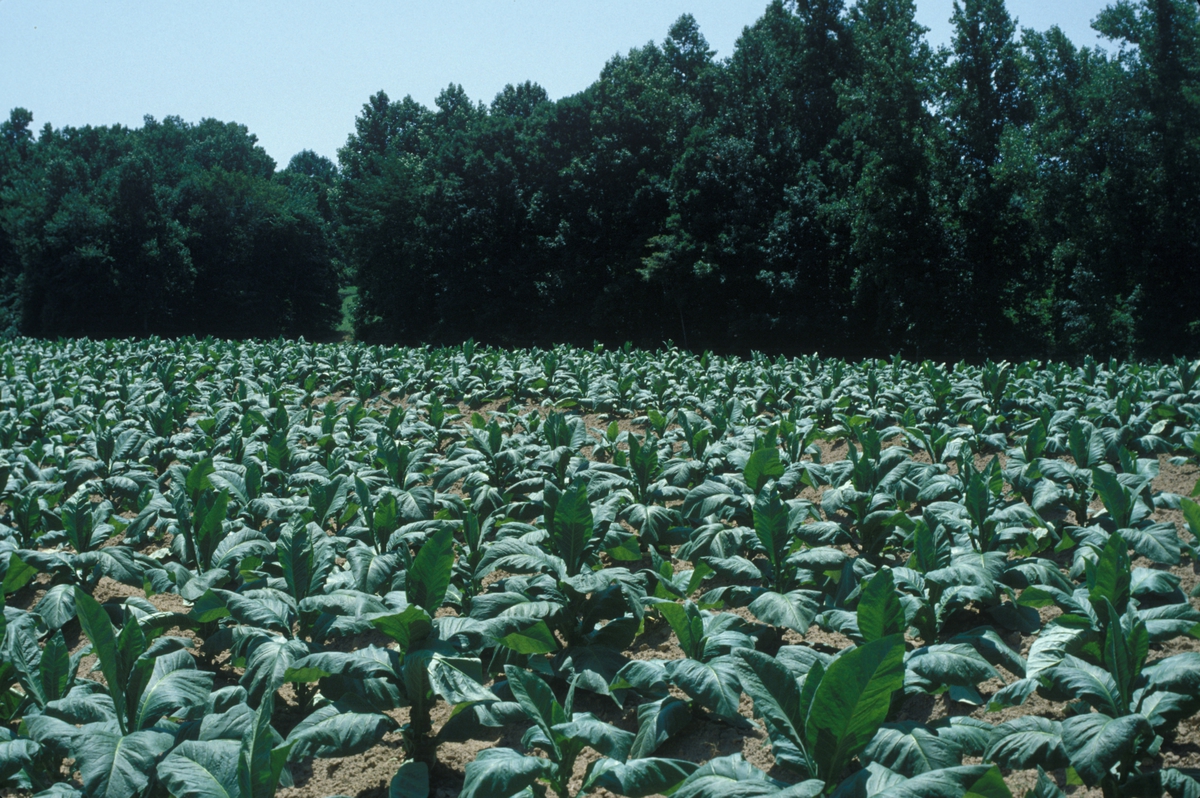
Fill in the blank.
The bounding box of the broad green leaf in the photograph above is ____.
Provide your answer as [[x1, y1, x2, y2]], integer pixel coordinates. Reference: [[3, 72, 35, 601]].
[[1101, 598, 1146, 708], [284, 704, 397, 761], [73, 588, 127, 733], [805, 634, 905, 783], [735, 650, 817, 776], [752, 488, 789, 576], [659, 602, 706, 660], [498, 620, 557, 655], [749, 590, 820, 636], [406, 526, 455, 614], [880, 765, 1012, 798], [73, 724, 175, 798], [983, 716, 1067, 771], [1088, 532, 1131, 612], [135, 650, 213, 730], [744, 448, 784, 494], [390, 761, 429, 798], [905, 644, 998, 694], [1061, 712, 1152, 786], [35, 583, 77, 629], [629, 697, 691, 759], [157, 740, 241, 798], [504, 665, 566, 755], [460, 746, 552, 798], [584, 757, 698, 798], [1023, 767, 1067, 798], [371, 606, 433, 651], [857, 569, 904, 643], [1091, 469, 1134, 530], [2, 552, 36, 596], [277, 517, 334, 604], [666, 656, 745, 723], [549, 484, 594, 577], [551, 715, 635, 760], [243, 693, 290, 798], [1180, 498, 1200, 539], [862, 722, 960, 777]]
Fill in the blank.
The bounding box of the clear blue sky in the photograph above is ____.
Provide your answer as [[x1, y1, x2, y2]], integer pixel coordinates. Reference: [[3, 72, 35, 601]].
[[1, 0, 1114, 168]]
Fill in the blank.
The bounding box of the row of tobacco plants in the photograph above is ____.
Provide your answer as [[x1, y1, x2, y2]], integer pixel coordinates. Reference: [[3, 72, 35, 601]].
[[2, 339, 1200, 798]]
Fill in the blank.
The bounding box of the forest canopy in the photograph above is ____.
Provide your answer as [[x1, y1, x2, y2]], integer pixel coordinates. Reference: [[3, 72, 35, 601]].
[[1, 0, 1198, 360]]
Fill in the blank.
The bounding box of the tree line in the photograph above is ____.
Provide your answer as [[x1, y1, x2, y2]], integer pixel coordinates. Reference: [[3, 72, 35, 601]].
[[1, 0, 1198, 360]]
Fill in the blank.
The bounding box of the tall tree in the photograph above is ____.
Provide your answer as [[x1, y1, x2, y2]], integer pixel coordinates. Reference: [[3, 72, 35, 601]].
[[939, 0, 1031, 355], [1095, 0, 1200, 355], [831, 0, 950, 356]]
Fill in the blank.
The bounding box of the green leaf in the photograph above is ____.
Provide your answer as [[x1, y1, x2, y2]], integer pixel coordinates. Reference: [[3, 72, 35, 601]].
[[406, 526, 455, 614], [1061, 712, 1152, 786], [423, 653, 495, 704], [857, 569, 904, 643], [552, 715, 635, 760], [157, 740, 242, 798], [39, 630, 71, 704], [73, 725, 175, 798], [504, 665, 566, 755], [1023, 767, 1067, 798], [629, 697, 691, 759], [498, 620, 557, 655], [34, 583, 77, 629], [1088, 532, 1131, 612], [284, 704, 397, 761], [390, 761, 429, 798], [371, 606, 433, 650], [671, 754, 809, 798], [1044, 661, 1121, 717], [905, 644, 999, 694], [983, 716, 1068, 771], [459, 747, 552, 798], [1180, 498, 1200, 539], [241, 635, 310, 707], [735, 649, 819, 776], [659, 602, 706, 660], [749, 590, 820, 636], [752, 487, 789, 578], [584, 757, 698, 798], [277, 516, 334, 604], [243, 693, 290, 798], [1101, 598, 1146, 708], [964, 765, 1015, 798], [548, 484, 594, 577], [911, 519, 951, 574], [2, 552, 36, 595], [881, 765, 1012, 798], [862, 721, 960, 777], [805, 634, 905, 783], [73, 588, 127, 733], [744, 448, 784, 494], [135, 651, 213, 730], [1091, 469, 1134, 530], [666, 656, 745, 724]]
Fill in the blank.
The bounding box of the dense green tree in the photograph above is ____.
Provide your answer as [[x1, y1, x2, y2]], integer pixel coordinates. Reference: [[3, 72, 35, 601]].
[[829, 0, 951, 356], [3, 1, 1199, 358], [0, 109, 35, 336], [1094, 0, 1200, 354], [939, 0, 1032, 355], [0, 114, 339, 339]]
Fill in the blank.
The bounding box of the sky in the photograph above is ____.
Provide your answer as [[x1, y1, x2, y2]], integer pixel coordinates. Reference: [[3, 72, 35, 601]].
[[1, 0, 1115, 168]]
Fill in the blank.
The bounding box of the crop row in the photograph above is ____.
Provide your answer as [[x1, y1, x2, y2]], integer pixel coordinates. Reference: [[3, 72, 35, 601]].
[[1, 339, 1200, 798]]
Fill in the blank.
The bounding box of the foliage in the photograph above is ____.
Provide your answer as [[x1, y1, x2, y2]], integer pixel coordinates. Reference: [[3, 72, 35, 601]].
[[0, 339, 1197, 798]]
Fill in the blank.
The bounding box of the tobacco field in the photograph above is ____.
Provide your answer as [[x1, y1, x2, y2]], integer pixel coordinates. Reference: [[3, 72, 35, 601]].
[[2, 338, 1200, 798]]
